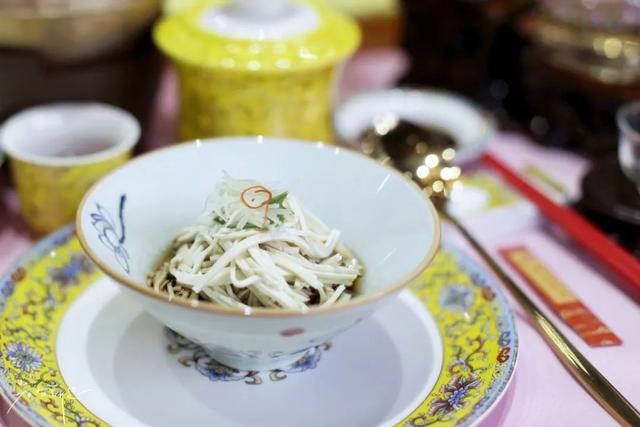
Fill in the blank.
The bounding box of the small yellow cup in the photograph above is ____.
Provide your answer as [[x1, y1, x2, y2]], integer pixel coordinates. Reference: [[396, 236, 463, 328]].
[[1, 103, 139, 234]]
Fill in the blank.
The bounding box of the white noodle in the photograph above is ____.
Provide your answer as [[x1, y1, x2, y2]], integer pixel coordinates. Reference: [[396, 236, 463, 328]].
[[146, 174, 363, 310]]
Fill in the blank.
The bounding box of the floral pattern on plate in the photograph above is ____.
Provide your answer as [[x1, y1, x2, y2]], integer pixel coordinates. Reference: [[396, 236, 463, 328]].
[[0, 226, 105, 426], [401, 248, 518, 426]]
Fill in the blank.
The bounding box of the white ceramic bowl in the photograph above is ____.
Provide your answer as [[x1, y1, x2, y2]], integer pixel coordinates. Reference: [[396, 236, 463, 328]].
[[76, 137, 440, 371]]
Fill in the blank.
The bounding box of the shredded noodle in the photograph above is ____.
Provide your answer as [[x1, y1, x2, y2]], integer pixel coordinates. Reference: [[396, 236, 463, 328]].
[[146, 173, 363, 310]]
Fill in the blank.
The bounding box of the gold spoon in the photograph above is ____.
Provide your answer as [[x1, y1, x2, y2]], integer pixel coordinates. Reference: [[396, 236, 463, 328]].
[[360, 116, 640, 427]]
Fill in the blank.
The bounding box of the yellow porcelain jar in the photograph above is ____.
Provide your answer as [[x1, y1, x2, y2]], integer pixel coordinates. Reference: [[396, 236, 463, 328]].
[[154, 0, 360, 143]]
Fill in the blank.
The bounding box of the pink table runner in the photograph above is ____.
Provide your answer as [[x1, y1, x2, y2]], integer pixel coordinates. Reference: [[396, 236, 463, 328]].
[[1, 51, 639, 426]]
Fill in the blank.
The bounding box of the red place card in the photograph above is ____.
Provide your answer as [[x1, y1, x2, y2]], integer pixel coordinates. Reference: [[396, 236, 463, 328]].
[[500, 246, 622, 347]]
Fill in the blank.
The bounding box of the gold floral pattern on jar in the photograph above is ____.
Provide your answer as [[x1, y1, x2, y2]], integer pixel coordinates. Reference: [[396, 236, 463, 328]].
[[178, 65, 336, 142]]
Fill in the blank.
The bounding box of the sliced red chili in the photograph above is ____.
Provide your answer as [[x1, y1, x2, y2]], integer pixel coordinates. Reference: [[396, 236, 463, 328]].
[[240, 185, 273, 227]]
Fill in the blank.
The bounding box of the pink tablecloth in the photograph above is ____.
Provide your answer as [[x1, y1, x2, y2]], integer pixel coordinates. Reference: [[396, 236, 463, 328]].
[[1, 50, 639, 427]]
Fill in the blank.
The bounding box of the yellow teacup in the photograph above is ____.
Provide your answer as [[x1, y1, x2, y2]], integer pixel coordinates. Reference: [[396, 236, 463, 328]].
[[1, 103, 139, 234]]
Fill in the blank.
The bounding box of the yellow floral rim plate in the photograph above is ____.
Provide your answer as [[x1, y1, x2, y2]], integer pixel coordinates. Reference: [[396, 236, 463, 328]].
[[0, 226, 517, 426]]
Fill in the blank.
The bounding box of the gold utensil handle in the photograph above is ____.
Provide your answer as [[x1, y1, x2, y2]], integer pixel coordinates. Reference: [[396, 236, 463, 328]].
[[447, 212, 640, 427]]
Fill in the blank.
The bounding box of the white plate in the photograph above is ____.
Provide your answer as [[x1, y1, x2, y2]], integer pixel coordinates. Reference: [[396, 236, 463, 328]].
[[58, 280, 441, 427]]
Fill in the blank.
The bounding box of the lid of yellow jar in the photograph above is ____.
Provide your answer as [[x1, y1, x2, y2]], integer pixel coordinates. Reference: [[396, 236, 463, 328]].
[[154, 0, 361, 72]]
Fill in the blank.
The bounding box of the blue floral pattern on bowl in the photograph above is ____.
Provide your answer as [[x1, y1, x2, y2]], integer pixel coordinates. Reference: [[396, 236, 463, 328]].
[[166, 329, 330, 385], [90, 194, 130, 274]]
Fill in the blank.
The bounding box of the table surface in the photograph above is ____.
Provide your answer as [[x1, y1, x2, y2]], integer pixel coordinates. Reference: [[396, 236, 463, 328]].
[[1, 51, 639, 427]]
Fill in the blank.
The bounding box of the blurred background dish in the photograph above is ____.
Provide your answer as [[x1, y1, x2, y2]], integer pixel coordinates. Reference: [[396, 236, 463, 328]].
[[617, 100, 640, 192], [0, 0, 160, 60], [580, 157, 640, 226], [335, 88, 495, 164], [577, 100, 640, 252], [532, 0, 640, 86], [539, 0, 640, 30], [0, 0, 162, 146], [398, 0, 640, 155]]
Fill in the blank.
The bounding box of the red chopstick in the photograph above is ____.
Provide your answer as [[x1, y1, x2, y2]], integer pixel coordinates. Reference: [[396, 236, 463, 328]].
[[482, 152, 640, 301]]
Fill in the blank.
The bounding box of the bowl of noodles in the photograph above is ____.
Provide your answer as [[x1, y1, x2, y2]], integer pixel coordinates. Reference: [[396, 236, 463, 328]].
[[76, 137, 440, 370]]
